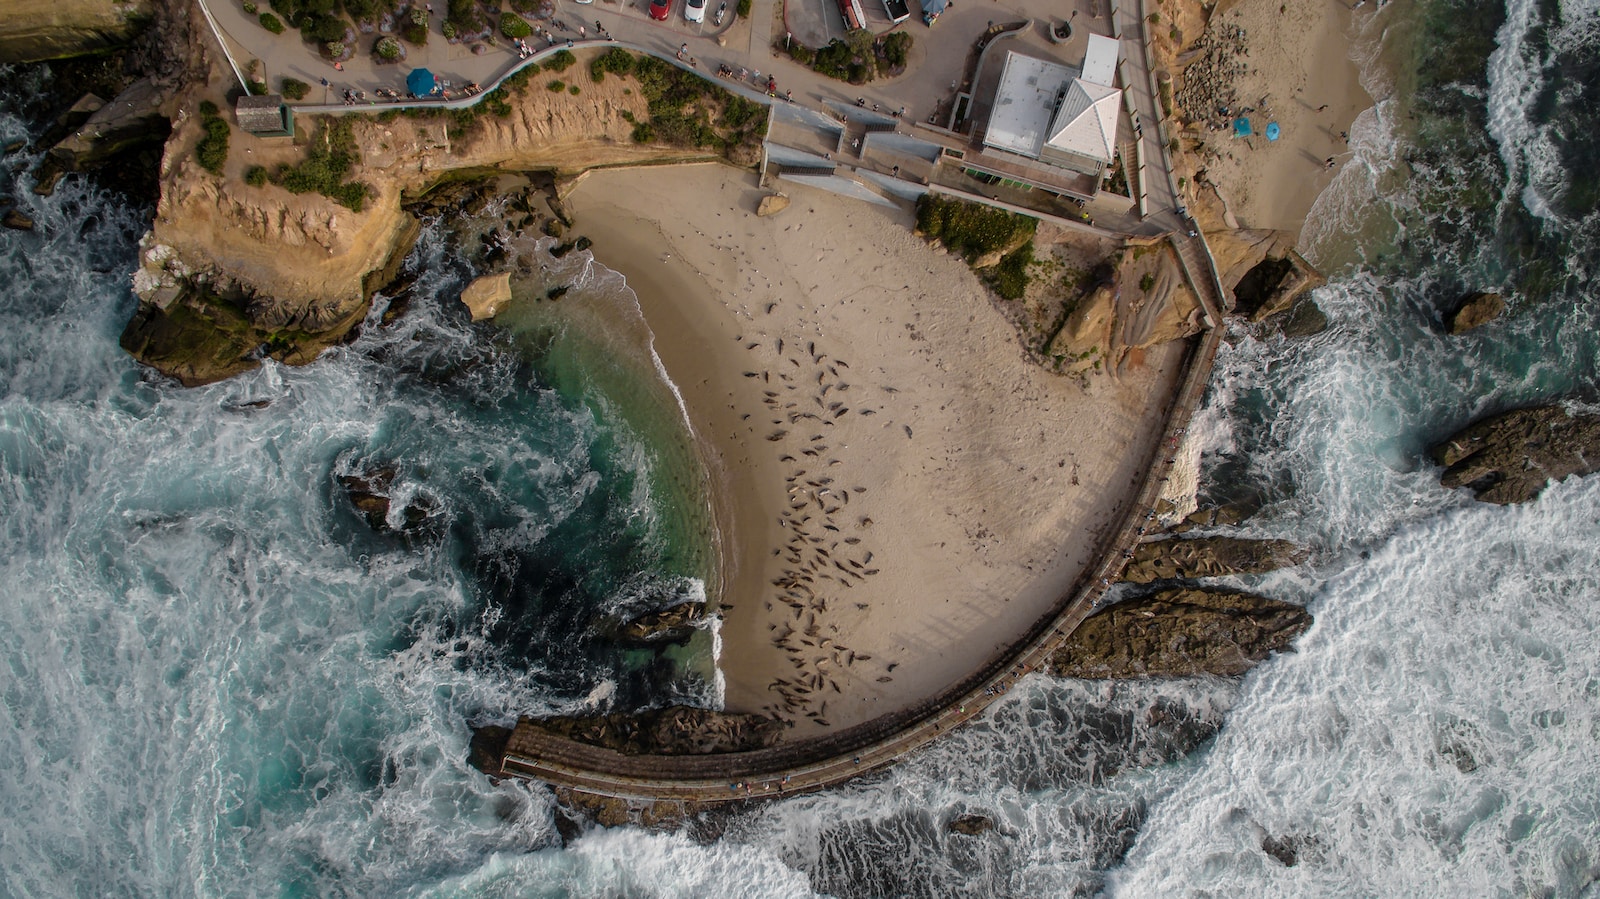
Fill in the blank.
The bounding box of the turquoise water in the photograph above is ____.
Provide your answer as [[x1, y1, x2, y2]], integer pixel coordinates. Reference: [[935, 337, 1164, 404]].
[[3, 0, 1600, 890]]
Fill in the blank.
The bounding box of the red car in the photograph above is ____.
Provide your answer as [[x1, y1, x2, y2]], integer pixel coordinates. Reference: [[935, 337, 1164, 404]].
[[649, 0, 671, 19]]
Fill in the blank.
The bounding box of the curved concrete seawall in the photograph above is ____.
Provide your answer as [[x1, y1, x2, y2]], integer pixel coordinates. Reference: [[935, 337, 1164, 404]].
[[478, 318, 1225, 803]]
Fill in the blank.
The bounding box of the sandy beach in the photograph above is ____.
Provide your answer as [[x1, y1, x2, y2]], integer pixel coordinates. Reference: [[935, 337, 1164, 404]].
[[565, 165, 1186, 736], [1165, 0, 1374, 241]]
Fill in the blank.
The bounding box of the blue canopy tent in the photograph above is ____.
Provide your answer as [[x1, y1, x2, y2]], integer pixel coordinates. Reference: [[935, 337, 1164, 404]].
[[921, 0, 947, 24], [407, 68, 437, 98], [1232, 116, 1252, 137], [1265, 121, 1281, 141]]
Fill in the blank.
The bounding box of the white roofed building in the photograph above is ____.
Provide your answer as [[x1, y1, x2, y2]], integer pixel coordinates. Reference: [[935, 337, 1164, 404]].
[[979, 44, 1124, 185]]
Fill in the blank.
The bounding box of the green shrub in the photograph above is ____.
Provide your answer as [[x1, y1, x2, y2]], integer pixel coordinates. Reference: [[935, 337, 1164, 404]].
[[447, 0, 481, 32], [243, 1, 259, 13], [374, 35, 401, 59], [989, 241, 1034, 300], [271, 118, 370, 211], [914, 194, 1037, 263], [259, 11, 286, 32], [324, 40, 347, 58], [510, 0, 539, 10], [196, 114, 230, 175], [500, 12, 532, 39], [341, 0, 380, 19], [306, 13, 348, 41], [590, 47, 634, 82], [441, 20, 457, 39], [547, 80, 565, 92], [631, 121, 655, 143], [569, 84, 580, 95], [736, 0, 751, 16], [280, 77, 310, 100], [248, 79, 269, 96], [542, 49, 576, 72], [199, 99, 219, 117], [881, 31, 911, 68], [788, 43, 815, 65], [482, 87, 513, 117], [245, 165, 269, 186], [1139, 272, 1155, 292]]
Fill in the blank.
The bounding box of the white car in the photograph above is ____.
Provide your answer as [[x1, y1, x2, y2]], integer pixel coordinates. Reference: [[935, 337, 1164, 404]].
[[685, 0, 706, 22]]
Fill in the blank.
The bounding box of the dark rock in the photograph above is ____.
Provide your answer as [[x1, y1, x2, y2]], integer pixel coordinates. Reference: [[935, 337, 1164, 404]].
[[1122, 536, 1308, 583], [574, 235, 592, 252], [338, 466, 437, 533], [948, 813, 995, 835], [1446, 291, 1504, 334], [2, 209, 33, 230], [1169, 499, 1259, 533], [1261, 834, 1300, 867], [1431, 404, 1600, 504], [615, 602, 707, 645], [549, 240, 576, 259], [519, 705, 784, 756], [546, 285, 570, 301], [2, 139, 25, 154], [1050, 587, 1312, 678], [1280, 297, 1328, 338]]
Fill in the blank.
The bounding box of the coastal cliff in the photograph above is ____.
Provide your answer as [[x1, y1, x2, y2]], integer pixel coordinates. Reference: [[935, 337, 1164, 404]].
[[123, 44, 747, 384], [0, 0, 153, 64]]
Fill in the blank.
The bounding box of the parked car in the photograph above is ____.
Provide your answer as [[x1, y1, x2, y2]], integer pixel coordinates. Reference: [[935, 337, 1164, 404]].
[[649, 0, 671, 19], [685, 0, 706, 22]]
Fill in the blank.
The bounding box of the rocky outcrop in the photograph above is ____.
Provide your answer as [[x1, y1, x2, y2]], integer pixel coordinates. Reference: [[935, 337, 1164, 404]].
[[1231, 251, 1325, 323], [514, 705, 784, 756], [338, 466, 438, 534], [1122, 536, 1308, 583], [1446, 291, 1505, 334], [0, 0, 153, 64], [615, 602, 707, 645], [2, 210, 33, 231], [947, 814, 995, 835], [1168, 499, 1259, 533], [1050, 587, 1312, 678], [1432, 404, 1600, 504], [756, 193, 790, 216], [1280, 296, 1328, 338], [460, 272, 513, 321], [127, 64, 692, 385], [33, 78, 171, 201]]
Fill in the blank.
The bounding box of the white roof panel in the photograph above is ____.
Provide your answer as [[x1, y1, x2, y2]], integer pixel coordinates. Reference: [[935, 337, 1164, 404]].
[[1082, 33, 1120, 87], [983, 52, 1075, 159], [1045, 79, 1121, 164]]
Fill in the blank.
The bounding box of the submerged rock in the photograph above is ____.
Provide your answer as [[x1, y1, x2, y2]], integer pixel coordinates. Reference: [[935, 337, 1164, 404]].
[[615, 602, 707, 645], [1121, 536, 1308, 583], [1446, 291, 1505, 333], [1050, 587, 1312, 678], [338, 466, 437, 533], [1431, 404, 1600, 504], [947, 813, 995, 836], [2, 209, 33, 231], [514, 705, 784, 756], [1280, 297, 1328, 338]]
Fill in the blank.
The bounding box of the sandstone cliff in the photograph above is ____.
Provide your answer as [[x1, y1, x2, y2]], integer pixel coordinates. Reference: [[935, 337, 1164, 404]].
[[126, 49, 717, 384], [0, 0, 153, 64]]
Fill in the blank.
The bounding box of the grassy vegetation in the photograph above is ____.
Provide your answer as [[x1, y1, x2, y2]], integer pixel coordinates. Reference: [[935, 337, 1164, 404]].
[[989, 242, 1035, 300], [619, 53, 767, 157], [195, 101, 230, 175], [590, 47, 635, 83], [779, 29, 912, 84], [542, 50, 577, 72], [915, 194, 1037, 263], [271, 118, 370, 211]]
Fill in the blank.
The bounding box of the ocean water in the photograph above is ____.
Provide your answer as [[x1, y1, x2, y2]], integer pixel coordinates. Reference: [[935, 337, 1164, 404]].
[[1, 0, 1598, 891]]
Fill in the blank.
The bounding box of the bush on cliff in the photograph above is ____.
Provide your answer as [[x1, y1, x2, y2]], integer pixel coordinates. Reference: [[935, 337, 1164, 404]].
[[271, 118, 370, 212], [195, 108, 230, 175], [542, 49, 576, 72], [591, 47, 634, 83], [989, 241, 1034, 300], [915, 194, 1037, 263]]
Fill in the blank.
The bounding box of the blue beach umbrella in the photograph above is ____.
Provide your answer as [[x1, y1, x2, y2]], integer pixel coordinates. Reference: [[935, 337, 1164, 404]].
[[1265, 121, 1281, 141], [407, 68, 436, 97], [1232, 117, 1252, 138]]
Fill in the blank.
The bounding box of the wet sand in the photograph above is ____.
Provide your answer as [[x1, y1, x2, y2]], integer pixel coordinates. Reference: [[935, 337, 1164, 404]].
[[566, 164, 1186, 736]]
